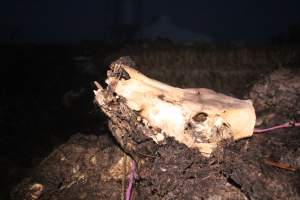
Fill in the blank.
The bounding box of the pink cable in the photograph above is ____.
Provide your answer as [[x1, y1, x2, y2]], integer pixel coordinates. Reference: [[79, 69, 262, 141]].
[[125, 160, 137, 200], [254, 121, 300, 133], [122, 121, 299, 200]]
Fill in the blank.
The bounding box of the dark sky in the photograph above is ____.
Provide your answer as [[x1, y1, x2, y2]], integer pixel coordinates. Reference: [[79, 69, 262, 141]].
[[1, 0, 300, 42]]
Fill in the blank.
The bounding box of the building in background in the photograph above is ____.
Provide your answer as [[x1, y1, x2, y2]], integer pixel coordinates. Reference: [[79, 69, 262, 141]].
[[137, 15, 212, 43]]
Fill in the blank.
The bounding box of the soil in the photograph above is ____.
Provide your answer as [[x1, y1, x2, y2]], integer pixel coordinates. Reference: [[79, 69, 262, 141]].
[[10, 128, 300, 200], [11, 133, 127, 200]]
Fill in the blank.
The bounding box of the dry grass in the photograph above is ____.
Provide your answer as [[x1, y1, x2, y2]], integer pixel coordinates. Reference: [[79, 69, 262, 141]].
[[104, 42, 298, 97]]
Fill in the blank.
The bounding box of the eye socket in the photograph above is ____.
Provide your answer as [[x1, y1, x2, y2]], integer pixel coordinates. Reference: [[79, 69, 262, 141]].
[[158, 94, 165, 100], [192, 112, 208, 122]]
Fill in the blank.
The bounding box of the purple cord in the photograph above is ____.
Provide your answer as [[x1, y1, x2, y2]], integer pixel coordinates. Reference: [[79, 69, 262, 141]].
[[122, 121, 299, 199], [125, 160, 137, 200], [254, 121, 300, 133]]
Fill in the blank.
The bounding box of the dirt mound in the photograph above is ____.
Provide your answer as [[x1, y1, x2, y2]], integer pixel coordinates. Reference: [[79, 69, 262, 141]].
[[247, 68, 300, 126], [11, 134, 126, 200]]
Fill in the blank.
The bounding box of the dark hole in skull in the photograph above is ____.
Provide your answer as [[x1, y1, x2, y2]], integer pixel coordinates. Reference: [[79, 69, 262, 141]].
[[193, 112, 208, 122], [114, 70, 130, 80]]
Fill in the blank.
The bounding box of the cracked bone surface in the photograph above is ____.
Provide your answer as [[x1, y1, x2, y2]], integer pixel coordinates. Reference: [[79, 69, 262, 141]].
[[94, 57, 256, 156]]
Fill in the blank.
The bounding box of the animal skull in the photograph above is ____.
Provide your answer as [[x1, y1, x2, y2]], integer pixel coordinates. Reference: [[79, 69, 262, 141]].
[[94, 58, 256, 156]]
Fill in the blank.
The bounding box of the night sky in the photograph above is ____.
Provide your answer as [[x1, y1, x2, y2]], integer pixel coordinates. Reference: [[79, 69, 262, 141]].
[[1, 0, 300, 43]]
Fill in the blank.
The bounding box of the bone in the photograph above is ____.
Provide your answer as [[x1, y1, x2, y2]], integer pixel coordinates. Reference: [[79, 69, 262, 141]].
[[94, 81, 103, 90], [94, 57, 256, 156]]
